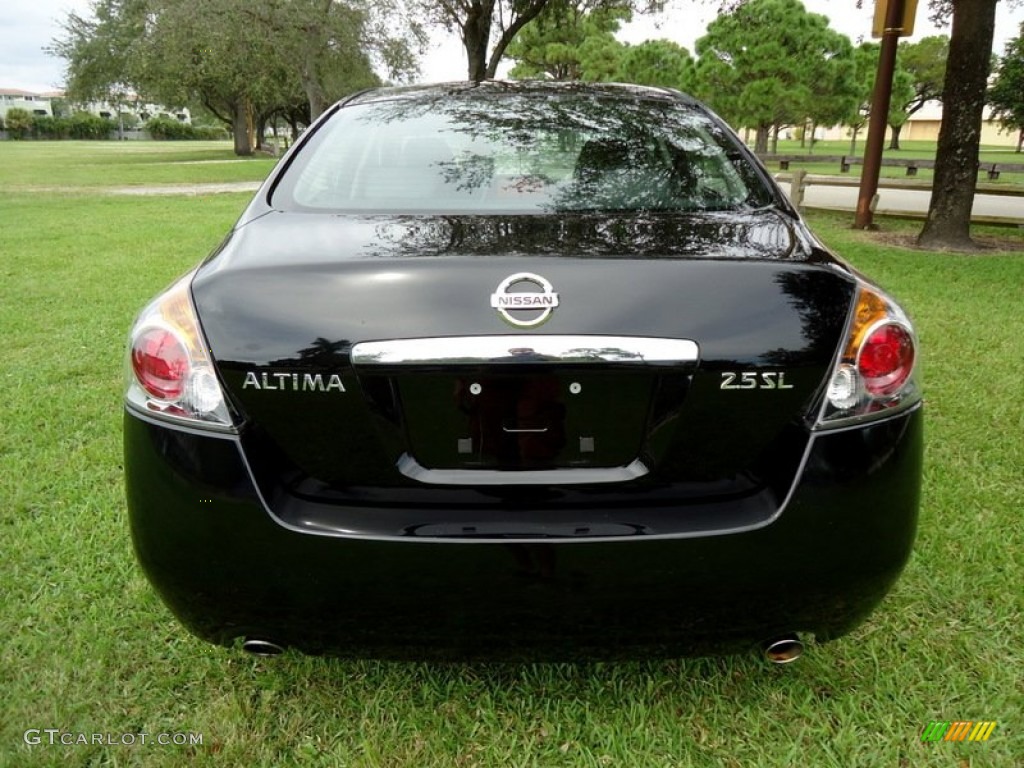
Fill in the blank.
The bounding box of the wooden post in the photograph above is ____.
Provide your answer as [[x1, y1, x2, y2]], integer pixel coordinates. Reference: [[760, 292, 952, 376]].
[[792, 169, 807, 210], [855, 0, 910, 229]]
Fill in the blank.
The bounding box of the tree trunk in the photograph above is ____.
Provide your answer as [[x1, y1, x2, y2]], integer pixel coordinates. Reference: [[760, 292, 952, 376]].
[[1017, 128, 1023, 153], [247, 102, 256, 151], [849, 125, 860, 157], [917, 0, 996, 250], [305, 80, 326, 122], [302, 21, 326, 121], [255, 114, 269, 151], [888, 122, 903, 150], [462, 0, 495, 82], [232, 99, 253, 157], [754, 124, 769, 154], [770, 123, 780, 155], [483, 0, 549, 80]]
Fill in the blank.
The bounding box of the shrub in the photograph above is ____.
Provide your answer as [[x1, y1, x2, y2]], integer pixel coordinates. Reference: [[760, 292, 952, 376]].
[[31, 115, 54, 138], [145, 116, 228, 140], [146, 116, 194, 140], [31, 115, 72, 140], [194, 124, 229, 140], [67, 112, 116, 139], [5, 107, 33, 139]]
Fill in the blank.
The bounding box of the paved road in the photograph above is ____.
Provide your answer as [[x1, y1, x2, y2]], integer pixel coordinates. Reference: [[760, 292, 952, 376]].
[[109, 181, 262, 196], [778, 175, 1024, 224]]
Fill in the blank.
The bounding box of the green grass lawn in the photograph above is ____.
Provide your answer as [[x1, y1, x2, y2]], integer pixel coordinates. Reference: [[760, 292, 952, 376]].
[[0, 140, 278, 189], [768, 138, 1023, 161], [1, 143, 1022, 766]]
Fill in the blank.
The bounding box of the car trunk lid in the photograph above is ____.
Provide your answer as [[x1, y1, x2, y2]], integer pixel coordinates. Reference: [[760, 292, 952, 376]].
[[192, 211, 854, 496]]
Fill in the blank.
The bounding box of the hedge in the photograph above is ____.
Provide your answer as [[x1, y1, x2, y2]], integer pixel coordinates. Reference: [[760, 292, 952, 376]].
[[145, 116, 228, 140]]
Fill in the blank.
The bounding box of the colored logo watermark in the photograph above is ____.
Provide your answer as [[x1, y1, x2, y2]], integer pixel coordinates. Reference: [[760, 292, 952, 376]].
[[921, 721, 997, 742]]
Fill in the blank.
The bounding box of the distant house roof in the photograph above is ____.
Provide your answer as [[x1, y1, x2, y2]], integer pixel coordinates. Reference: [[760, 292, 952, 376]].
[[0, 87, 46, 97]]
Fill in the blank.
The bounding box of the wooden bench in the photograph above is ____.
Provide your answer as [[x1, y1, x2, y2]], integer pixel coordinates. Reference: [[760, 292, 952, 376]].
[[984, 162, 1024, 180], [759, 154, 1024, 180], [758, 154, 803, 171]]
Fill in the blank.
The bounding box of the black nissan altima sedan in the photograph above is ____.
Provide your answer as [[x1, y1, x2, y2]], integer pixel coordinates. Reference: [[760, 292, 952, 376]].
[[124, 81, 922, 662]]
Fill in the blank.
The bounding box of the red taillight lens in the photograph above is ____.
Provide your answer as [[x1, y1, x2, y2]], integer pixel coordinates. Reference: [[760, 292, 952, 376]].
[[859, 323, 915, 396], [131, 327, 190, 400]]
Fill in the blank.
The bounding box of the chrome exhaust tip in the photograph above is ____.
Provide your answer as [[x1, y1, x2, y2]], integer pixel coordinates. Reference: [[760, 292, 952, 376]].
[[241, 639, 285, 657], [763, 635, 804, 664]]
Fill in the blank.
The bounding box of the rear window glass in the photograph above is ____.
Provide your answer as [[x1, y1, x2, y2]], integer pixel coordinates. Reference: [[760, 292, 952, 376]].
[[273, 90, 775, 214]]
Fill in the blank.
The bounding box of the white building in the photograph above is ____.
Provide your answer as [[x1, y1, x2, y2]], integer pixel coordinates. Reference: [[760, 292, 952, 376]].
[[0, 88, 55, 120], [0, 88, 190, 125], [814, 101, 1019, 147]]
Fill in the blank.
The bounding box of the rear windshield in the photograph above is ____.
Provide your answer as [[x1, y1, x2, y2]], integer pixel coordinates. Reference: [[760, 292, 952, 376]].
[[273, 90, 776, 215]]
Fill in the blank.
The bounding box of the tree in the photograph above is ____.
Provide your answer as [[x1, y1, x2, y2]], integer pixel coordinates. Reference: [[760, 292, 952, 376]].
[[51, 0, 150, 140], [917, 0, 999, 249], [417, 0, 553, 81], [708, 0, 1021, 248], [988, 23, 1024, 152], [694, 0, 855, 153], [804, 37, 861, 149], [49, 97, 72, 119], [4, 108, 33, 139], [615, 39, 695, 91], [51, 0, 408, 155], [49, 0, 152, 129], [889, 35, 948, 149], [884, 67, 917, 148], [844, 43, 878, 156], [416, 0, 661, 82], [578, 35, 629, 80], [505, 2, 630, 80], [509, 13, 694, 90], [53, 0, 266, 154], [845, 42, 914, 156], [140, 0, 291, 155], [246, 0, 420, 120]]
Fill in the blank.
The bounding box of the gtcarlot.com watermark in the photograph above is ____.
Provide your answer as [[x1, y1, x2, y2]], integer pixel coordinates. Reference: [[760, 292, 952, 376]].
[[24, 729, 203, 747]]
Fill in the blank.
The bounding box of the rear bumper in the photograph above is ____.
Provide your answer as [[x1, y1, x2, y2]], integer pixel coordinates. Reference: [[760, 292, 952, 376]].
[[125, 407, 922, 659]]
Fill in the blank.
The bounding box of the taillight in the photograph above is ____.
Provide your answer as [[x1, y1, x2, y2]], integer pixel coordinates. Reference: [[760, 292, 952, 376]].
[[859, 322, 915, 396], [124, 271, 236, 431], [132, 327, 189, 400], [816, 283, 920, 428]]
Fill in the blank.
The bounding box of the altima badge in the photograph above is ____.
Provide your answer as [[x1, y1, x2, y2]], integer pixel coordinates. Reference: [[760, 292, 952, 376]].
[[490, 272, 559, 327], [242, 371, 346, 392]]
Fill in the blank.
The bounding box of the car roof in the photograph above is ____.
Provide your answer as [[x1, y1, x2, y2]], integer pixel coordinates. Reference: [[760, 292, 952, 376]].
[[341, 80, 701, 109]]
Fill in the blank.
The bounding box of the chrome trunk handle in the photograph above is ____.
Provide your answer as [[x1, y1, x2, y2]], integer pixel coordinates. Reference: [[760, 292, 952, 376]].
[[396, 454, 649, 485], [351, 335, 699, 367]]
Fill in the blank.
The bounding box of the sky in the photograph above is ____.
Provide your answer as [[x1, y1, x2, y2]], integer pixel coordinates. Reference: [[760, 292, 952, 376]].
[[2, 0, 1023, 93]]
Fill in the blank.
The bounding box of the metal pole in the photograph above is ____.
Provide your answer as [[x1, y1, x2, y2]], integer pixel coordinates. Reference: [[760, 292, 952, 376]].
[[854, 0, 906, 229]]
